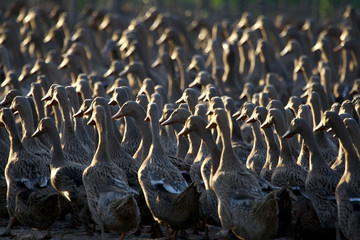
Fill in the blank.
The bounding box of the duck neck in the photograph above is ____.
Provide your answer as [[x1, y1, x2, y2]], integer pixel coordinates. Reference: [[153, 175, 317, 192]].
[[299, 123, 326, 171], [4, 117, 23, 155], [57, 96, 74, 137], [122, 116, 136, 142], [149, 113, 162, 156], [229, 114, 243, 142], [218, 119, 240, 169], [32, 89, 46, 120], [251, 122, 266, 149], [166, 59, 181, 103], [47, 125, 66, 168], [273, 116, 294, 165], [175, 56, 188, 91], [101, 105, 117, 144], [332, 119, 360, 173], [18, 105, 35, 139], [134, 119, 152, 163], [195, 127, 221, 178], [340, 50, 353, 85], [93, 117, 109, 164]]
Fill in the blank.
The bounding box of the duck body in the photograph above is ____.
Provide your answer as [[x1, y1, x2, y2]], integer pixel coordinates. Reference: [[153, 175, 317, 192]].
[[1, 108, 59, 237], [210, 108, 279, 240], [32, 117, 93, 233], [83, 105, 140, 238], [138, 103, 200, 231]]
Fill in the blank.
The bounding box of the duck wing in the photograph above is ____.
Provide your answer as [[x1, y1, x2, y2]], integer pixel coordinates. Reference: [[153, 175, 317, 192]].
[[149, 169, 188, 194]]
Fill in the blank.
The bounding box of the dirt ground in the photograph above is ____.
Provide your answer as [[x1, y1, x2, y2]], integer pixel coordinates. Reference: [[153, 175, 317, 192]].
[[0, 217, 225, 240], [0, 217, 295, 240]]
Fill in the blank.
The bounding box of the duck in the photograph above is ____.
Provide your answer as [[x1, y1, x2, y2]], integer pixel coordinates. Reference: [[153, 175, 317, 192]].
[[10, 96, 51, 162], [178, 115, 221, 238], [65, 86, 94, 153], [0, 108, 59, 239], [26, 82, 51, 149], [73, 98, 96, 140], [283, 117, 341, 235], [206, 107, 281, 240], [306, 91, 338, 164], [158, 107, 189, 160], [84, 97, 140, 189], [237, 102, 267, 174], [112, 100, 151, 163], [261, 108, 307, 187], [41, 83, 63, 135], [0, 118, 9, 219], [151, 51, 181, 103], [32, 117, 93, 234], [45, 85, 93, 166], [294, 104, 313, 171], [109, 87, 141, 156], [223, 96, 252, 162], [246, 106, 279, 182], [83, 105, 140, 240], [160, 107, 198, 165], [343, 117, 360, 157], [314, 111, 360, 240], [138, 103, 200, 238]]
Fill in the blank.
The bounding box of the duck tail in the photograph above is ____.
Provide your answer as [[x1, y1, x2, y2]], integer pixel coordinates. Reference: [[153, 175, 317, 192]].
[[176, 182, 201, 205], [275, 187, 294, 237]]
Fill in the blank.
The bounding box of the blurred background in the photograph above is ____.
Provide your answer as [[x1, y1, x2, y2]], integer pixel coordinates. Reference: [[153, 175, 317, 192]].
[[0, 0, 359, 25]]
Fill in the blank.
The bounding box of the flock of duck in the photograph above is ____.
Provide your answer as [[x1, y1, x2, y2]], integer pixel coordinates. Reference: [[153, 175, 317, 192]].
[[1, 2, 360, 240]]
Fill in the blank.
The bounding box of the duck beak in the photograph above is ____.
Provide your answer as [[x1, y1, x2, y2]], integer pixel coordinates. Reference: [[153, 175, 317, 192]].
[[124, 44, 136, 58], [333, 44, 343, 52], [186, 62, 196, 72], [108, 98, 117, 106], [73, 109, 83, 118], [58, 58, 69, 70], [18, 73, 27, 82], [294, 64, 302, 73], [206, 109, 214, 115], [87, 116, 96, 126], [326, 127, 333, 133], [282, 130, 294, 139], [30, 64, 40, 75], [198, 91, 206, 101], [156, 33, 167, 46], [260, 120, 272, 129], [311, 42, 321, 52], [84, 106, 93, 116], [188, 80, 199, 88], [31, 128, 42, 138], [239, 92, 247, 100], [300, 90, 309, 99], [44, 98, 58, 108], [246, 115, 256, 124], [119, 68, 129, 77], [112, 110, 124, 120], [313, 122, 326, 132], [0, 76, 11, 88], [103, 68, 114, 78], [178, 126, 191, 137], [160, 117, 173, 126], [280, 45, 290, 56], [205, 119, 217, 129], [41, 92, 52, 102], [175, 96, 185, 104], [232, 110, 241, 118], [151, 57, 162, 68], [236, 113, 247, 121]]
